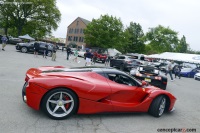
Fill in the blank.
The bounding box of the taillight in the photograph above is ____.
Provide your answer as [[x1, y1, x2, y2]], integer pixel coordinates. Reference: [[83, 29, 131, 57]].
[[126, 61, 132, 64], [25, 75, 29, 82], [136, 73, 142, 77], [155, 76, 161, 80]]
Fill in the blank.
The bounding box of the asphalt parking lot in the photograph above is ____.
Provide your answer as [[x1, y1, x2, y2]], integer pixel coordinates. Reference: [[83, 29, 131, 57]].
[[0, 45, 200, 133]]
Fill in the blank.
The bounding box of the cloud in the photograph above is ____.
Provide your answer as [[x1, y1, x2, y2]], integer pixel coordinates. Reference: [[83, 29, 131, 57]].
[[53, 0, 200, 51]]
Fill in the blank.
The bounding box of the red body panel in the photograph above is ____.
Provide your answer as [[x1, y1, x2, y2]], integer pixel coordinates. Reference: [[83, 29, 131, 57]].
[[24, 66, 176, 114]]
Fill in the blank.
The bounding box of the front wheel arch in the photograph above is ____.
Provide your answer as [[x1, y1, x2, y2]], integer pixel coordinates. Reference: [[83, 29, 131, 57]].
[[21, 47, 28, 53], [148, 95, 170, 117]]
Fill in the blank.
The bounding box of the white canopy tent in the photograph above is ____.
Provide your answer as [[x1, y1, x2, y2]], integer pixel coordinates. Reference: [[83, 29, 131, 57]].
[[108, 48, 122, 57], [148, 52, 200, 64], [18, 34, 35, 41]]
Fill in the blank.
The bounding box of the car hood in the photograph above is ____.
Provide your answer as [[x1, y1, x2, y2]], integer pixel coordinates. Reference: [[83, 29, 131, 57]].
[[195, 73, 200, 76]]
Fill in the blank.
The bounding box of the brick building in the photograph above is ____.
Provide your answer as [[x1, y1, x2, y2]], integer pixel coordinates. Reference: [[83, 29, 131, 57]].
[[66, 17, 90, 49]]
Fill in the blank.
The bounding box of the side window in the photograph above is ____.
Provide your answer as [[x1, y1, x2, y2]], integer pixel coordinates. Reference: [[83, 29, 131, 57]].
[[96, 72, 107, 78], [40, 43, 46, 48], [118, 56, 125, 59], [107, 73, 136, 86]]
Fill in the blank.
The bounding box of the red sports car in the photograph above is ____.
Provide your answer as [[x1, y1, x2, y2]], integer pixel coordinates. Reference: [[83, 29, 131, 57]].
[[22, 66, 176, 120]]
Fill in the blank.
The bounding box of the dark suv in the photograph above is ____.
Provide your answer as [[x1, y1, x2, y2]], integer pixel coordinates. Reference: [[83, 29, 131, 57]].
[[110, 55, 143, 71], [16, 42, 54, 56]]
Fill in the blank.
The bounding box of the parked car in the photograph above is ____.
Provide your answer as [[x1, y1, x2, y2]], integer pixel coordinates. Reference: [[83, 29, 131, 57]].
[[84, 48, 108, 63], [130, 65, 168, 90], [8, 37, 22, 44], [16, 42, 53, 57], [110, 55, 143, 71], [22, 66, 176, 120], [180, 68, 199, 78], [194, 73, 200, 80], [78, 49, 86, 57]]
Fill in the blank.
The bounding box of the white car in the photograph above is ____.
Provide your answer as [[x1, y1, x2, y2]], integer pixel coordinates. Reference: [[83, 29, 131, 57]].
[[194, 73, 200, 80], [78, 49, 86, 57]]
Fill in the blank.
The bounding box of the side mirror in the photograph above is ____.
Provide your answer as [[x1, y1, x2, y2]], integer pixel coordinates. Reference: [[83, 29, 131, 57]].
[[141, 80, 148, 86]]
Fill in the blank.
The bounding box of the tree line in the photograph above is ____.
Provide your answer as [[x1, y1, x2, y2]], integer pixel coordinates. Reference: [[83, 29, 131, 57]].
[[84, 14, 200, 55]]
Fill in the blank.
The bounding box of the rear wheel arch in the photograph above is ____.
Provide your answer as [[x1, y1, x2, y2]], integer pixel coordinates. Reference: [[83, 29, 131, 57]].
[[40, 87, 79, 118]]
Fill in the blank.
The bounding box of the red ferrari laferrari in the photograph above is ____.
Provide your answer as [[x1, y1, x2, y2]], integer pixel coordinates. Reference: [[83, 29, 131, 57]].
[[22, 66, 176, 120]]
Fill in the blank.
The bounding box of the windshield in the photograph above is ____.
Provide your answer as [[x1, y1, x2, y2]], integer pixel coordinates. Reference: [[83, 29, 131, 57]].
[[181, 68, 192, 72]]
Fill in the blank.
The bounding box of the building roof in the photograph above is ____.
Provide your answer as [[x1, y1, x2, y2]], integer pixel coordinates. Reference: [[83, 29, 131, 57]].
[[79, 17, 90, 25], [68, 17, 90, 27]]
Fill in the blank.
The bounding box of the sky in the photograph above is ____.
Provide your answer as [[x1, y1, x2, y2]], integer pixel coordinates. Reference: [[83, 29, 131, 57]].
[[52, 0, 200, 51]]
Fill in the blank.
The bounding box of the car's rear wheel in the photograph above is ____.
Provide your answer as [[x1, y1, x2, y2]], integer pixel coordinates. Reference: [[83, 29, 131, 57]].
[[120, 64, 124, 71], [21, 47, 28, 53], [160, 84, 166, 90], [149, 95, 166, 117], [42, 88, 78, 120], [110, 63, 113, 67]]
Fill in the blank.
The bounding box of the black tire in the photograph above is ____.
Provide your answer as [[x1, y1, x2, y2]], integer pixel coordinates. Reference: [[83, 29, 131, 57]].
[[41, 88, 78, 120], [21, 47, 28, 53], [149, 95, 166, 117], [102, 60, 105, 63], [188, 73, 191, 78], [110, 63, 113, 67], [159, 84, 166, 90], [47, 51, 52, 57], [120, 64, 124, 71]]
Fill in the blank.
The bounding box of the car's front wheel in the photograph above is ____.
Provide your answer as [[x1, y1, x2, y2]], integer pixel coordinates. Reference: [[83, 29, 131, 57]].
[[149, 95, 166, 117], [47, 51, 52, 57], [42, 88, 78, 120], [21, 47, 28, 53]]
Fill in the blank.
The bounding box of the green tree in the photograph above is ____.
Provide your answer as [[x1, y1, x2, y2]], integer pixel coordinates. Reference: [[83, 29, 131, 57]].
[[0, 0, 61, 37], [176, 35, 188, 53], [125, 22, 145, 53], [144, 25, 179, 53], [84, 14, 124, 49]]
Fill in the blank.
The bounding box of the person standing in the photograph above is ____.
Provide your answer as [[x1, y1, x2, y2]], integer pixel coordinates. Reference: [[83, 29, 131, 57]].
[[105, 52, 111, 66], [92, 55, 97, 65], [85, 49, 92, 66], [1, 35, 8, 51], [168, 60, 174, 81], [43, 43, 48, 58], [66, 47, 71, 60], [51, 45, 57, 61], [175, 64, 182, 79], [73, 48, 79, 63], [33, 42, 39, 57]]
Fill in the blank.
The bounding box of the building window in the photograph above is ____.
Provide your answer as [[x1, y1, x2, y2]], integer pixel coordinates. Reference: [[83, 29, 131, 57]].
[[68, 36, 72, 41], [77, 21, 79, 26], [77, 29, 79, 34], [80, 29, 83, 34]]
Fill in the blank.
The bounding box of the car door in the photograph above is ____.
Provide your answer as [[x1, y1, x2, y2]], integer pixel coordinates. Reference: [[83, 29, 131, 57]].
[[191, 69, 198, 77], [39, 43, 46, 53], [105, 72, 148, 112], [112, 56, 125, 67]]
